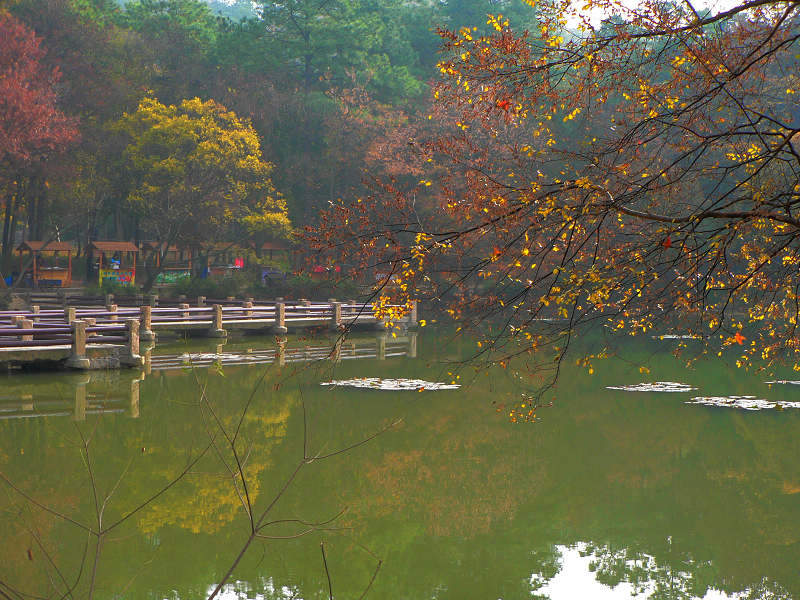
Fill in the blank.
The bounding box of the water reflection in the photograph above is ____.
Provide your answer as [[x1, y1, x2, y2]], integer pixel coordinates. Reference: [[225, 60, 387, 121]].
[[0, 332, 418, 421], [0, 332, 798, 600]]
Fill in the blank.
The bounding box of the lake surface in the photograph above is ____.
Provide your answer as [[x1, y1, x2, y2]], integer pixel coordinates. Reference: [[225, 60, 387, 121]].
[[0, 330, 798, 599]]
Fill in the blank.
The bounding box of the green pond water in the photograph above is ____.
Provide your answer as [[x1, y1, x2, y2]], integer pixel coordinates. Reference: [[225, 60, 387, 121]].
[[0, 330, 799, 599]]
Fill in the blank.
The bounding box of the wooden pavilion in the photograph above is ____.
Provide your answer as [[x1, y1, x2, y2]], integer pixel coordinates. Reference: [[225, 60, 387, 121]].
[[89, 241, 139, 286], [17, 241, 75, 287]]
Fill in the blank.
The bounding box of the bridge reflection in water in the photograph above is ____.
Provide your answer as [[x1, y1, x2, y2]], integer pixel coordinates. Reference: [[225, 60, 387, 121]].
[[0, 332, 418, 421]]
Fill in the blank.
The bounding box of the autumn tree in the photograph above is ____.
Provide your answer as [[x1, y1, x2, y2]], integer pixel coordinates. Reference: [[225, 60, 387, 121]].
[[0, 13, 77, 272], [310, 1, 800, 384], [115, 95, 290, 289]]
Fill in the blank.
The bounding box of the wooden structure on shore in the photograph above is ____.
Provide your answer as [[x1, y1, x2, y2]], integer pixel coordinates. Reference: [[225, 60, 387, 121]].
[[0, 299, 417, 371], [17, 241, 75, 287], [90, 241, 139, 286]]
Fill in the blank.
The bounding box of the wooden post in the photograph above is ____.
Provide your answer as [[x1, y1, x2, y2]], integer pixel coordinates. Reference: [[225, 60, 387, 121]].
[[31, 305, 40, 323], [18, 319, 33, 342], [121, 318, 143, 367], [330, 302, 342, 331], [207, 304, 227, 338], [140, 305, 156, 342], [273, 301, 287, 334], [65, 306, 76, 324], [66, 320, 90, 369]]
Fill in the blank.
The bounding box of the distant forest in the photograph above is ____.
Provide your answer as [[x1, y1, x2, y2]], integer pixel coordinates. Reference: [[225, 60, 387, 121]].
[[0, 0, 538, 270]]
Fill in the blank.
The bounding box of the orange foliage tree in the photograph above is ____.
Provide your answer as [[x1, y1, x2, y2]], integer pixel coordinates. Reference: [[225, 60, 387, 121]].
[[309, 0, 800, 378]]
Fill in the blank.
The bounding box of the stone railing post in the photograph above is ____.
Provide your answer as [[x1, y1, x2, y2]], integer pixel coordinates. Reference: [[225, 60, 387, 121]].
[[273, 302, 287, 334], [31, 305, 40, 323], [104, 293, 114, 307], [140, 305, 156, 342], [66, 320, 90, 369], [330, 302, 342, 331], [408, 331, 418, 358], [197, 296, 206, 307], [376, 332, 387, 360], [207, 304, 227, 338], [107, 304, 118, 322], [84, 317, 96, 337], [243, 300, 254, 318], [65, 306, 76, 324], [18, 318, 33, 342], [121, 319, 143, 367], [300, 299, 311, 307], [408, 300, 418, 328], [179, 303, 190, 321]]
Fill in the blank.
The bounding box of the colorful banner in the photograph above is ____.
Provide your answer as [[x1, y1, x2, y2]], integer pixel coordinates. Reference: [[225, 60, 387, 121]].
[[155, 270, 191, 284], [99, 268, 135, 286]]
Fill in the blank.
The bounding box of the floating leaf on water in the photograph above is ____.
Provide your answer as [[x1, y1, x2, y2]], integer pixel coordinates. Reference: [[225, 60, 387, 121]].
[[686, 396, 800, 411], [651, 334, 703, 340], [606, 381, 698, 393], [764, 380, 800, 385], [321, 378, 460, 391]]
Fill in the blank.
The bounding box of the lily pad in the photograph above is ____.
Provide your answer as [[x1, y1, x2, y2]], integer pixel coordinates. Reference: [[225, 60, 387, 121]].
[[606, 381, 698, 393], [686, 396, 800, 411], [321, 378, 460, 391]]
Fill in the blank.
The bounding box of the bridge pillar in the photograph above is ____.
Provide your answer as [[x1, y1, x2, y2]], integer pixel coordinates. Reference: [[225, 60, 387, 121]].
[[330, 302, 343, 331], [273, 302, 287, 334], [207, 304, 227, 338], [140, 305, 156, 342], [17, 318, 33, 342], [376, 332, 387, 360], [408, 300, 419, 329], [121, 319, 144, 367], [66, 320, 90, 369], [408, 331, 418, 358]]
